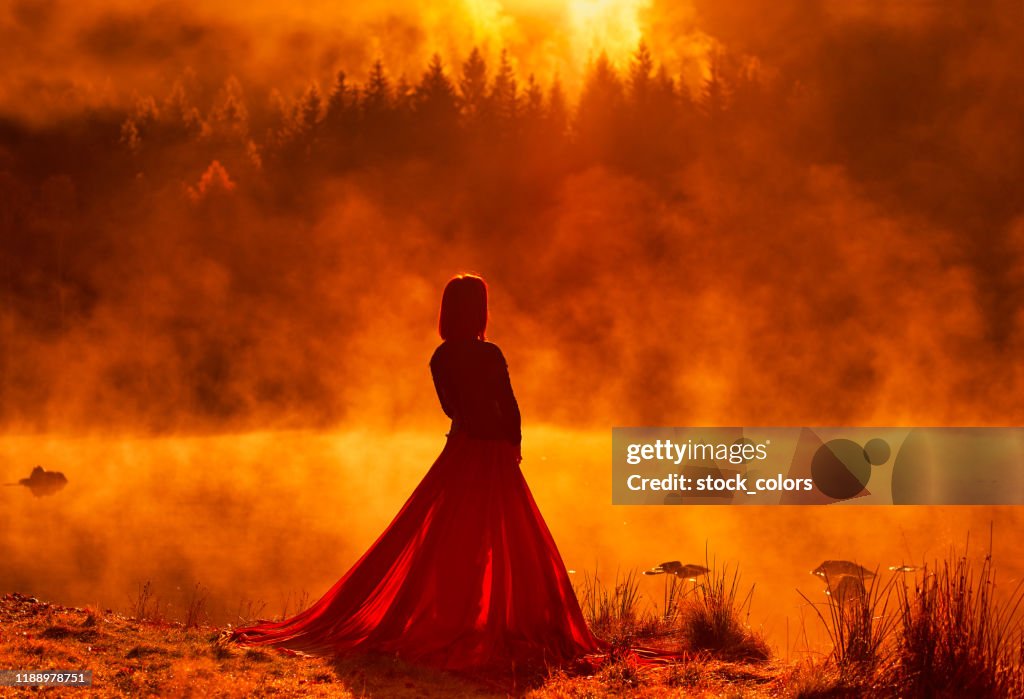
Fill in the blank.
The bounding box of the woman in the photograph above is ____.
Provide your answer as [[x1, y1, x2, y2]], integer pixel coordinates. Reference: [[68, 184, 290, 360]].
[[229, 274, 604, 672]]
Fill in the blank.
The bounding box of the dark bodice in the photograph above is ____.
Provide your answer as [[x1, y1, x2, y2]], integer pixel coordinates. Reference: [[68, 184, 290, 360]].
[[430, 339, 522, 446]]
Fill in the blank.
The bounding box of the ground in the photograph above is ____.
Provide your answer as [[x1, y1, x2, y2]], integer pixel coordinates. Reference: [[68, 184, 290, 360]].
[[0, 593, 797, 698]]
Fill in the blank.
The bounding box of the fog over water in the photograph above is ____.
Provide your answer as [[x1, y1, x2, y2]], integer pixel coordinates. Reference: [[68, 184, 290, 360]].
[[3, 429, 1021, 654]]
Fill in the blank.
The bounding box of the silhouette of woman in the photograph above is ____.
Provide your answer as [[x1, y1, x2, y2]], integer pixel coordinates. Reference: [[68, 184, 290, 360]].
[[229, 274, 604, 671]]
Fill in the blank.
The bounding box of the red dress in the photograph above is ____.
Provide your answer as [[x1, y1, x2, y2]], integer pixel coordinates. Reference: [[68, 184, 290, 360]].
[[229, 340, 603, 671]]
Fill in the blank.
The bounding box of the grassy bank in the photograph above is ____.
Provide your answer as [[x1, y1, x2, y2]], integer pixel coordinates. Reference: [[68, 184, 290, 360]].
[[2, 545, 1022, 697]]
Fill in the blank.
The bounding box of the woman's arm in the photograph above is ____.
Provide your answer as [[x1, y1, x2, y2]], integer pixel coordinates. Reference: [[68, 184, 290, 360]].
[[492, 347, 522, 449], [430, 355, 455, 419]]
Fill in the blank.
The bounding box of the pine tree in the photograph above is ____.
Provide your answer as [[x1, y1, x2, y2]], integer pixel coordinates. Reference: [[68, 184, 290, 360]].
[[654, 65, 676, 104], [490, 49, 519, 134], [702, 50, 728, 120], [359, 59, 401, 156], [161, 79, 203, 142], [459, 47, 489, 124], [546, 77, 569, 138], [411, 55, 460, 157], [209, 76, 249, 140], [326, 70, 355, 124], [299, 83, 323, 134], [394, 75, 414, 114], [363, 59, 392, 118], [417, 55, 457, 104], [576, 52, 625, 162], [523, 74, 544, 123], [628, 40, 655, 108], [320, 70, 359, 168]]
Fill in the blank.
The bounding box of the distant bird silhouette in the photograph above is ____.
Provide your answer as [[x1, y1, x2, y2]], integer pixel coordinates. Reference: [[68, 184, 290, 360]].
[[643, 561, 710, 581], [5, 466, 68, 497]]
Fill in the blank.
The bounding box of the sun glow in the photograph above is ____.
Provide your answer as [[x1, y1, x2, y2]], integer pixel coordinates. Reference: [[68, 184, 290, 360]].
[[567, 0, 649, 66]]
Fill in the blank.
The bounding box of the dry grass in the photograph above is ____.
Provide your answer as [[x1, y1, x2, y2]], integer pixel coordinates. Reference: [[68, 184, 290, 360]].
[[573, 560, 770, 664], [540, 655, 785, 698], [798, 568, 899, 673], [574, 567, 652, 642], [0, 592, 497, 698], [1, 580, 785, 697], [894, 548, 1024, 698], [183, 583, 209, 630], [128, 580, 162, 624], [680, 561, 770, 662], [796, 534, 1024, 698], [232, 597, 269, 627], [0, 589, 790, 698], [5, 541, 1023, 697]]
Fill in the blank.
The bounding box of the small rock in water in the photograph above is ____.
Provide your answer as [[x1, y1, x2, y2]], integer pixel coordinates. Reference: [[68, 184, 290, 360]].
[[6, 466, 68, 497]]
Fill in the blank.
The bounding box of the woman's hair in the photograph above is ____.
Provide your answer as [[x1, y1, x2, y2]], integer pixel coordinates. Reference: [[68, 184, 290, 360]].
[[439, 274, 488, 341]]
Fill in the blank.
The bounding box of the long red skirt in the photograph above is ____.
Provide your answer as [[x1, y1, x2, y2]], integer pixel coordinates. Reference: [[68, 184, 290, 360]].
[[229, 433, 604, 671]]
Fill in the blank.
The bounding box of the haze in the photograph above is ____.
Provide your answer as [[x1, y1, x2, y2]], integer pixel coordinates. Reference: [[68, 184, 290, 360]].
[[2, 0, 1022, 655]]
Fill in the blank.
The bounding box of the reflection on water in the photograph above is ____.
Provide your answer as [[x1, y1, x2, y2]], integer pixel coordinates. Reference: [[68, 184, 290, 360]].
[[2, 426, 1022, 657]]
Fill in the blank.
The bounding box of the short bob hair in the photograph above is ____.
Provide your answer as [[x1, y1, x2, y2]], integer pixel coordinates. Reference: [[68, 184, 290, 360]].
[[439, 274, 488, 341]]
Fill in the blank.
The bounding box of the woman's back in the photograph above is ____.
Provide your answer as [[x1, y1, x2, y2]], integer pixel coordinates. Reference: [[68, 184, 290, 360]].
[[430, 339, 521, 446]]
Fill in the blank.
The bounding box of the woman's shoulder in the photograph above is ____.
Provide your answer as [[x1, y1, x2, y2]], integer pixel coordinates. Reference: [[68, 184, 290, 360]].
[[430, 339, 505, 364], [480, 341, 507, 360], [429, 342, 449, 367]]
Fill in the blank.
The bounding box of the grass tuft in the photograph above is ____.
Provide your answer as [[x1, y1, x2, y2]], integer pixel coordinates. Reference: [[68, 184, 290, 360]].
[[184, 582, 209, 629], [574, 566, 646, 641], [680, 559, 770, 662], [798, 566, 898, 675], [895, 544, 1024, 698], [799, 530, 1024, 698]]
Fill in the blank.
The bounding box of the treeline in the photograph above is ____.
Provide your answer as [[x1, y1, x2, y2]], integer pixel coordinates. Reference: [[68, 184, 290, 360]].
[[116, 43, 771, 185]]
